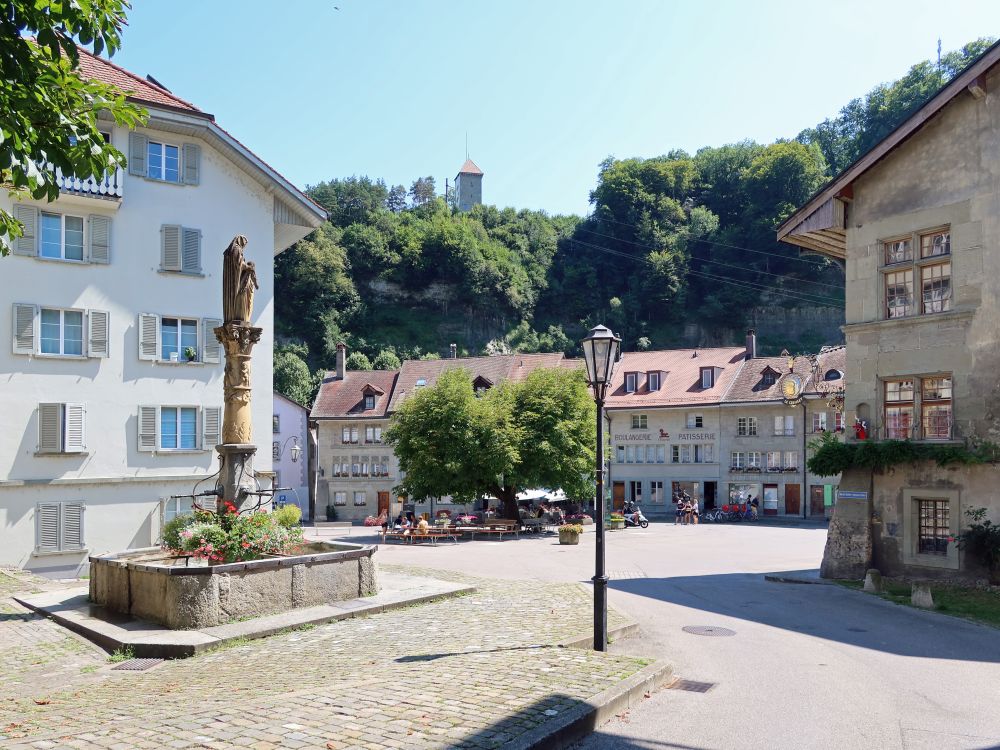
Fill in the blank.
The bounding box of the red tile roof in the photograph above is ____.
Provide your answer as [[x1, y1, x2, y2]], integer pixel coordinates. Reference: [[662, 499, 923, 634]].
[[76, 49, 207, 116], [311, 371, 399, 419], [457, 159, 483, 176], [808, 346, 847, 395], [388, 353, 564, 412], [723, 355, 814, 403], [605, 348, 747, 409]]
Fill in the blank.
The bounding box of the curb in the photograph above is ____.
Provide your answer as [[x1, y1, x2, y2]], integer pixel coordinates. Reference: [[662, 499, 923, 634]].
[[557, 621, 640, 649], [509, 660, 673, 750], [764, 573, 834, 586]]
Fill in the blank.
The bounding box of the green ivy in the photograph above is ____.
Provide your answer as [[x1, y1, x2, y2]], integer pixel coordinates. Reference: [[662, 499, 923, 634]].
[[807, 432, 1000, 477]]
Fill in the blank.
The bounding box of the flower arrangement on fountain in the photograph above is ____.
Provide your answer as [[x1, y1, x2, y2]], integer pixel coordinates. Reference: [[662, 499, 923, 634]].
[[162, 501, 304, 563]]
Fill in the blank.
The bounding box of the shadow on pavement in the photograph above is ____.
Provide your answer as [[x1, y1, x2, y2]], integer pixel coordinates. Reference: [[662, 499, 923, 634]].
[[395, 644, 547, 663], [605, 572, 1000, 663]]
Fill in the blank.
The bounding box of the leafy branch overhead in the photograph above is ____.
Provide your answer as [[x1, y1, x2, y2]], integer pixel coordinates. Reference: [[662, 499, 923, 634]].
[[0, 0, 147, 254]]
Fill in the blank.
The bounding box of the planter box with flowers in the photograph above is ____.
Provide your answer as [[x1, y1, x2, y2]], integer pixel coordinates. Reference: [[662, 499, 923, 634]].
[[609, 514, 626, 531], [568, 513, 593, 526], [558, 524, 584, 545], [90, 503, 379, 629]]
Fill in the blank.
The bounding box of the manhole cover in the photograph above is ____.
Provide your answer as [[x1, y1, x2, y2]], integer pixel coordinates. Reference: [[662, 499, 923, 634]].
[[682, 626, 736, 637], [111, 658, 162, 671], [668, 679, 717, 693]]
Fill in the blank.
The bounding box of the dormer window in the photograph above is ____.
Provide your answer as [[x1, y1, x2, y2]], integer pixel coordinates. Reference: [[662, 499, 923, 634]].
[[472, 375, 493, 396], [824, 369, 843, 381], [760, 366, 781, 388], [625, 372, 637, 393], [360, 383, 385, 411], [364, 395, 375, 410], [700, 367, 714, 389], [647, 371, 661, 391], [415, 379, 427, 389]]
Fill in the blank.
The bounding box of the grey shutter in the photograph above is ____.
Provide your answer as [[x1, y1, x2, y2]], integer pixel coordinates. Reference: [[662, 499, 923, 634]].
[[181, 227, 201, 273], [64, 403, 85, 452], [128, 132, 148, 176], [138, 405, 158, 452], [138, 313, 159, 360], [38, 403, 63, 453], [60, 503, 85, 550], [88, 215, 111, 264], [202, 406, 221, 450], [88, 310, 110, 358], [36, 503, 61, 552], [202, 318, 221, 363], [161, 225, 181, 271], [13, 204, 38, 256], [13, 303, 37, 354], [182, 143, 201, 185]]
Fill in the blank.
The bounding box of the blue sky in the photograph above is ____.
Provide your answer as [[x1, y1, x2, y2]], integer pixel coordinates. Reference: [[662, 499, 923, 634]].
[[115, 1, 999, 217]]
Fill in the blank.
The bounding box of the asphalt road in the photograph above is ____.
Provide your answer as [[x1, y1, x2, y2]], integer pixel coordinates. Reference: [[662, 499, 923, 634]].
[[309, 522, 1000, 750]]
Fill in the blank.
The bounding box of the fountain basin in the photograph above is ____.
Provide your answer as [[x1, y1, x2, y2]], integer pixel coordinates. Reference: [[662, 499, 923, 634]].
[[89, 541, 379, 629]]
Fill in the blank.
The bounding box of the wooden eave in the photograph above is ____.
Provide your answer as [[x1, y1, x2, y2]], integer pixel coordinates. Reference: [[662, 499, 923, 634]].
[[777, 39, 1000, 259]]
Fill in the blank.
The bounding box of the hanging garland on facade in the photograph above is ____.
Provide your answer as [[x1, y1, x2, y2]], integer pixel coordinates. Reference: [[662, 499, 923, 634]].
[[807, 432, 999, 477]]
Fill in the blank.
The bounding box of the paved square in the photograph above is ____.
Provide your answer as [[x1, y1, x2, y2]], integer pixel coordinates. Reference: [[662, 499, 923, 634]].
[[0, 565, 647, 749]]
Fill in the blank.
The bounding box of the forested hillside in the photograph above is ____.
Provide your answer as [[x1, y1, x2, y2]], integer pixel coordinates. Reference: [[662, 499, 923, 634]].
[[274, 39, 992, 404]]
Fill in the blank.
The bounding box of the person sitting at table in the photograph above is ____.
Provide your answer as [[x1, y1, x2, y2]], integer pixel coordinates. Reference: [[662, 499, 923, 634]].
[[393, 512, 406, 530], [416, 516, 429, 534]]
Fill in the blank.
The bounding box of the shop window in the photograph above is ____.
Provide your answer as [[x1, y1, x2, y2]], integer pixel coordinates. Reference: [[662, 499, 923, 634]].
[[917, 499, 949, 555]]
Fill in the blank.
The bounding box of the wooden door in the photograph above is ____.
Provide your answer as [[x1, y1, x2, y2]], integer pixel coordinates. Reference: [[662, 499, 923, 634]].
[[377, 491, 390, 517], [785, 484, 801, 516], [612, 482, 625, 512], [809, 486, 825, 517]]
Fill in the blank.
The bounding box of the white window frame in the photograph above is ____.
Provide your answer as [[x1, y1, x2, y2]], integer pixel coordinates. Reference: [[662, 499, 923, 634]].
[[364, 394, 376, 410], [747, 451, 761, 468], [656, 445, 665, 463], [36, 402, 86, 454], [353, 490, 367, 506], [812, 412, 828, 433], [671, 445, 679, 463], [737, 416, 758, 437], [334, 491, 348, 506], [39, 211, 86, 262], [783, 451, 798, 470], [160, 316, 200, 362], [626, 445, 635, 463], [159, 406, 200, 451], [147, 140, 181, 183], [163, 496, 193, 524], [774, 415, 795, 437], [767, 451, 782, 470], [702, 444, 715, 463], [617, 445, 625, 463], [680, 445, 692, 464], [39, 307, 85, 357], [647, 371, 661, 391], [731, 452, 745, 469], [650, 481, 664, 504], [700, 368, 714, 389], [625, 372, 637, 393], [631, 414, 648, 429], [686, 414, 703, 429]]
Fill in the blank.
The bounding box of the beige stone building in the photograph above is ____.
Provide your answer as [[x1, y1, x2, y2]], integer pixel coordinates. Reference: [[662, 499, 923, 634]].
[[778, 42, 1000, 578], [606, 333, 844, 518]]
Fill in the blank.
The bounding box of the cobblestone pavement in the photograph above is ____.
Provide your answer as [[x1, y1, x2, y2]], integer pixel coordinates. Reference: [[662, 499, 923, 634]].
[[1, 565, 646, 750]]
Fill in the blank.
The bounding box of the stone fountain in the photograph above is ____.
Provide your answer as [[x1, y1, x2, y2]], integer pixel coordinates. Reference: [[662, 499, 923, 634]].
[[88, 236, 379, 630]]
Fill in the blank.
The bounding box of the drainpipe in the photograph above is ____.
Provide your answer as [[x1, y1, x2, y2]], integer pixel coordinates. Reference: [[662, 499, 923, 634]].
[[801, 402, 808, 519]]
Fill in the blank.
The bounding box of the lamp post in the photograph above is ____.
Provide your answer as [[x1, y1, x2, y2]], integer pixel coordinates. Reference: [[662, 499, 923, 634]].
[[273, 435, 302, 462], [581, 324, 621, 652]]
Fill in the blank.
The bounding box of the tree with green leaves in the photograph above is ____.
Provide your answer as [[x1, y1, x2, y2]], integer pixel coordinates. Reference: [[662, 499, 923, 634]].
[[372, 349, 401, 370], [274, 346, 323, 407], [345, 351, 373, 371], [385, 184, 407, 213], [409, 176, 437, 206], [386, 367, 595, 520], [0, 0, 147, 254]]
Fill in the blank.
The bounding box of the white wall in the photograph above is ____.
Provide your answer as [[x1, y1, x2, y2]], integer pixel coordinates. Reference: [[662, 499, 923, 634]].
[[0, 120, 278, 574], [272, 394, 309, 519]]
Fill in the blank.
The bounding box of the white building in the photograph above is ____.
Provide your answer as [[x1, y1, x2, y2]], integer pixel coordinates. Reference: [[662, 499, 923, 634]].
[[272, 392, 310, 520], [0, 52, 324, 576]]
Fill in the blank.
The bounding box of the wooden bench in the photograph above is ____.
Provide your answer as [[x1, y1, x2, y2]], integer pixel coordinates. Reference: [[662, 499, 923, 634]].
[[465, 520, 519, 540], [381, 529, 458, 545]]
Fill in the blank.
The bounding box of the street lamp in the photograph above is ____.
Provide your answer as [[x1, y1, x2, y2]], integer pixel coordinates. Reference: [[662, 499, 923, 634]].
[[273, 435, 302, 462], [581, 324, 621, 652]]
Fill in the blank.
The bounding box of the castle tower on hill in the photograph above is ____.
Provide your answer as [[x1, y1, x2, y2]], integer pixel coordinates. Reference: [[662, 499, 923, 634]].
[[455, 158, 483, 212]]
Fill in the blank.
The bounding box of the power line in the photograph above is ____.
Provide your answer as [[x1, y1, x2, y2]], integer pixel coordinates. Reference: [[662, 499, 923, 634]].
[[573, 226, 845, 291], [566, 237, 845, 309], [582, 213, 832, 267]]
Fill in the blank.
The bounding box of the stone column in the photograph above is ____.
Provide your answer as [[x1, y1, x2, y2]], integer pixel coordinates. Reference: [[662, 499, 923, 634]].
[[214, 321, 263, 511]]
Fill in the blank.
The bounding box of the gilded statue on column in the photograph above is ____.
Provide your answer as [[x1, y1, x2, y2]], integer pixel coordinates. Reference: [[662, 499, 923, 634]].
[[223, 235, 258, 324]]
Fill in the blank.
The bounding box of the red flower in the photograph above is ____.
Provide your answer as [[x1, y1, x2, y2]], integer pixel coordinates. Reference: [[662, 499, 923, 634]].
[[223, 501, 237, 514]]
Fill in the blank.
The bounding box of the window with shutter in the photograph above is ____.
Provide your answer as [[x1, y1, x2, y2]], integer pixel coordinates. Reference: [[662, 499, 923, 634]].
[[64, 404, 85, 452], [203, 406, 221, 449], [138, 406, 158, 451], [60, 503, 85, 550], [182, 143, 201, 185], [12, 303, 36, 355], [36, 503, 61, 552], [181, 228, 201, 273], [201, 318, 222, 363], [161, 225, 182, 271], [38, 403, 63, 453], [88, 215, 111, 264], [138, 313, 159, 360], [13, 204, 38, 256], [128, 132, 148, 176], [88, 310, 110, 358]]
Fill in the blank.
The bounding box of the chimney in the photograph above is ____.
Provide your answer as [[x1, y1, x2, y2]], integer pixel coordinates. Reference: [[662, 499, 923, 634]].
[[450, 343, 457, 359], [335, 342, 347, 379], [745, 329, 757, 361]]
